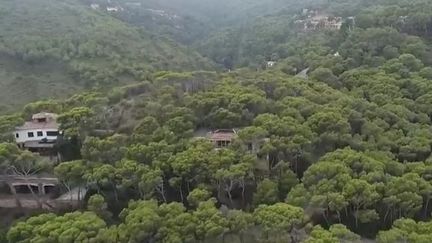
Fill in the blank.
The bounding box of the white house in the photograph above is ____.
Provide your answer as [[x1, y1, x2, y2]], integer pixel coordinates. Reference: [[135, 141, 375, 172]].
[[267, 61, 276, 68], [14, 113, 59, 152]]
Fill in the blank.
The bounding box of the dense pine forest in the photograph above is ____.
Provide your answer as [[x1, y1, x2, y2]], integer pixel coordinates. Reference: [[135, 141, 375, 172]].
[[2, 0, 432, 242]]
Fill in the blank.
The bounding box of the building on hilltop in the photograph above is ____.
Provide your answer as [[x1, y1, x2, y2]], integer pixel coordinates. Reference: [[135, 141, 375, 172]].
[[294, 9, 343, 31], [14, 112, 60, 157], [305, 16, 342, 30]]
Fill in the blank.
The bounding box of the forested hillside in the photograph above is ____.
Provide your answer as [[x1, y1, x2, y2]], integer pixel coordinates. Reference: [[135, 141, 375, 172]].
[[0, 0, 212, 112], [198, 0, 432, 68], [132, 0, 291, 28], [82, 0, 301, 45], [3, 0, 432, 242]]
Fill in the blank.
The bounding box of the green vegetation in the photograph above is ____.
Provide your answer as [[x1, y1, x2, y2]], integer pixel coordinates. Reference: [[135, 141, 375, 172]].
[[0, 0, 212, 112], [378, 218, 432, 242], [197, 0, 432, 69], [3, 0, 432, 242]]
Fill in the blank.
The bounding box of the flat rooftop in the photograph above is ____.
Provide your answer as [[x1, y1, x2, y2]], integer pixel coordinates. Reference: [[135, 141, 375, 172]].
[[0, 175, 59, 185]]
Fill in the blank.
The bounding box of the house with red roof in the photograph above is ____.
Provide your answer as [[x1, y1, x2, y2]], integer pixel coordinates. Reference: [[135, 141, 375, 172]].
[[208, 129, 237, 149]]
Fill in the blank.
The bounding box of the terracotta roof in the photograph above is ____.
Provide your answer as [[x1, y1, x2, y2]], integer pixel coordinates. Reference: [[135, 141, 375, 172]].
[[16, 120, 58, 130], [208, 129, 237, 141]]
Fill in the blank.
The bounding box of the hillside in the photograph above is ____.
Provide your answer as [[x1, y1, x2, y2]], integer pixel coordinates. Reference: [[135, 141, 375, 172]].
[[0, 0, 213, 112], [84, 0, 315, 45], [128, 0, 292, 28], [197, 0, 432, 68], [4, 0, 432, 242]]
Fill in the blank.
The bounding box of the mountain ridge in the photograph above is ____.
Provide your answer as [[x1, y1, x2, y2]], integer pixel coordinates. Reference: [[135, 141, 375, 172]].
[[0, 0, 213, 113]]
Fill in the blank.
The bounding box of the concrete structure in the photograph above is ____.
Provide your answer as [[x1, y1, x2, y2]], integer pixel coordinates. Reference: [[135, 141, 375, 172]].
[[106, 6, 122, 12], [208, 129, 237, 148], [0, 175, 85, 209], [14, 113, 59, 156], [295, 10, 343, 31]]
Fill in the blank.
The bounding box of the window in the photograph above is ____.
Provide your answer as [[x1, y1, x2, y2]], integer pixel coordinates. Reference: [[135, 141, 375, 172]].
[[216, 140, 230, 148], [247, 143, 253, 151], [43, 185, 57, 195], [15, 133, 19, 138], [27, 132, 34, 138], [14, 184, 39, 194], [37, 131, 43, 137], [46, 131, 59, 137]]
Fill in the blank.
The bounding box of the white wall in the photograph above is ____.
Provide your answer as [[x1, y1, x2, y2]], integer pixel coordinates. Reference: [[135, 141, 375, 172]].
[[15, 128, 58, 144]]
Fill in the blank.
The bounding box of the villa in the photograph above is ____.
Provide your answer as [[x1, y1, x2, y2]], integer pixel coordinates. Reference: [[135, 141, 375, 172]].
[[14, 112, 60, 157]]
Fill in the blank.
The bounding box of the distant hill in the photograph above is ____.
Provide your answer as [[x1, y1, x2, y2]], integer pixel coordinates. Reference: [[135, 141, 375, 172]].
[[194, 0, 432, 68], [0, 0, 213, 112], [85, 0, 304, 44]]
